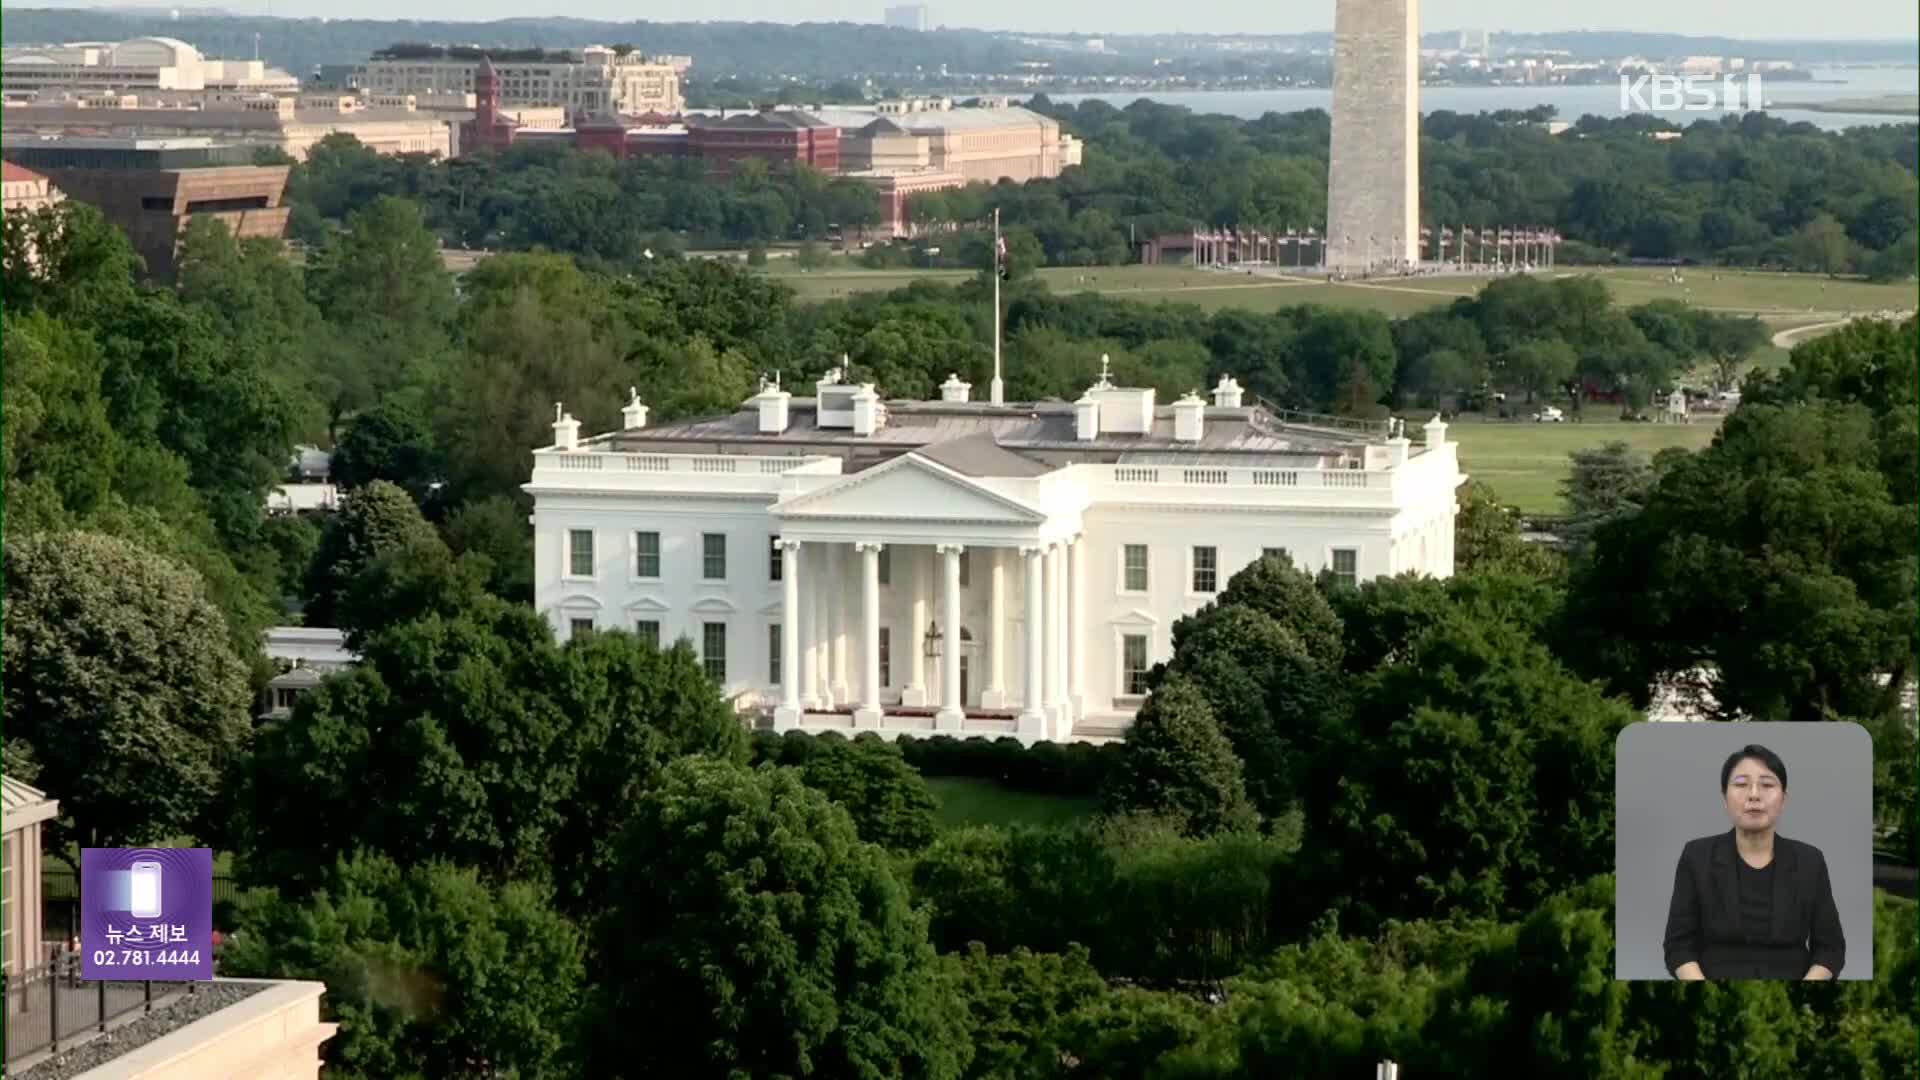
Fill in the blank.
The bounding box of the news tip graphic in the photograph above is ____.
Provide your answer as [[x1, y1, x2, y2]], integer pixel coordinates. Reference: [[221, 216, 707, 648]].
[[80, 847, 214, 981]]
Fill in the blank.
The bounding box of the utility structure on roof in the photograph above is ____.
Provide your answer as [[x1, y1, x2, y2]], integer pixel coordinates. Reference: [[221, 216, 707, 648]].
[[524, 365, 1464, 745]]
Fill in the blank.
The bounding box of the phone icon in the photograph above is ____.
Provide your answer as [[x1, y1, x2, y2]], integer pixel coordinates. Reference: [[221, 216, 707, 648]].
[[129, 861, 163, 920]]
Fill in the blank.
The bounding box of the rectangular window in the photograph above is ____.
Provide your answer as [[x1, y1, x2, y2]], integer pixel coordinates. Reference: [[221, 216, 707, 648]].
[[878, 627, 892, 687], [570, 617, 594, 638], [768, 623, 782, 685], [2, 834, 13, 974], [1262, 547, 1286, 564], [1123, 544, 1149, 592], [878, 547, 891, 586], [1122, 634, 1150, 696], [634, 531, 660, 578], [769, 536, 783, 581], [702, 622, 728, 681], [1192, 546, 1218, 593], [959, 550, 971, 588], [568, 529, 595, 577], [703, 533, 727, 580], [635, 620, 660, 647], [1331, 548, 1358, 587]]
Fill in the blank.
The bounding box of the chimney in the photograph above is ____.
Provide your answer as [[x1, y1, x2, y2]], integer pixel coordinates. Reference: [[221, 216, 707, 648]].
[[1173, 391, 1206, 442], [755, 373, 792, 434], [940, 372, 972, 403], [816, 358, 845, 400], [1211, 374, 1243, 409], [621, 386, 649, 430], [1424, 414, 1449, 447], [1387, 434, 1411, 467], [1075, 393, 1100, 441], [551, 402, 580, 451], [852, 384, 881, 435]]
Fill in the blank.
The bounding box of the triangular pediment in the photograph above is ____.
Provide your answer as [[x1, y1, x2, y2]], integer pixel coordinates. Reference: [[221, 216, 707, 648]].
[[774, 454, 1045, 523], [1110, 608, 1159, 628], [623, 596, 671, 614]]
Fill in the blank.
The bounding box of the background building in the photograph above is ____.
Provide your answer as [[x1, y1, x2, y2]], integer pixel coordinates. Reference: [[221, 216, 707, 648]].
[[526, 372, 1460, 745], [358, 44, 683, 121], [3, 92, 453, 161], [22, 159, 289, 279], [1, 161, 64, 214], [884, 4, 932, 31], [2, 36, 298, 98]]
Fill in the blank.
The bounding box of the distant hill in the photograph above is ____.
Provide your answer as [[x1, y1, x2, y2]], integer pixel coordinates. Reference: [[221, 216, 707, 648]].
[[2, 11, 1912, 80]]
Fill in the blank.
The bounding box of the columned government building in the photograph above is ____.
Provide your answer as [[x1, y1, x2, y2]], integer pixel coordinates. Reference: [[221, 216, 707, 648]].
[[525, 366, 1464, 744]]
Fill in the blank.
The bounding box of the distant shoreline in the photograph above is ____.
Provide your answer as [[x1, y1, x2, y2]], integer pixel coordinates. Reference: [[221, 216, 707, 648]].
[[1771, 94, 1920, 116]]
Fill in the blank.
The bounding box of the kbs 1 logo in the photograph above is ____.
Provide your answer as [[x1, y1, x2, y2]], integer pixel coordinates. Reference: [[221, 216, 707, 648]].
[[1619, 74, 1766, 113]]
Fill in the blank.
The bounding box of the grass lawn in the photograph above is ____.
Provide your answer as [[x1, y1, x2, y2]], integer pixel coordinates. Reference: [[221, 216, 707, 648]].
[[1444, 417, 1723, 513], [925, 776, 1099, 831], [764, 260, 1913, 321]]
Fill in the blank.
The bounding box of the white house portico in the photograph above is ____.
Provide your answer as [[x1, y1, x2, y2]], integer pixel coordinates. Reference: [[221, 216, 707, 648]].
[[524, 363, 1465, 744]]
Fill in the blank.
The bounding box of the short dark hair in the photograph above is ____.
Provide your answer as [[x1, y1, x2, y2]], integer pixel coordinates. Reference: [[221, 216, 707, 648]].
[[1721, 744, 1788, 791]]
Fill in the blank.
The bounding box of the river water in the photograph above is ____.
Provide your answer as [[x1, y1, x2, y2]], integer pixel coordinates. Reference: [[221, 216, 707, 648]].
[[1051, 66, 1918, 132]]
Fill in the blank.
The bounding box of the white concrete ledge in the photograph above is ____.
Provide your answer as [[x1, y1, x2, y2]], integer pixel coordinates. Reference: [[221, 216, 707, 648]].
[[76, 979, 335, 1080]]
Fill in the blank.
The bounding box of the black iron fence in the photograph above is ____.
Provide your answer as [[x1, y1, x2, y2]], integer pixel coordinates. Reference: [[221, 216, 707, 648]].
[[3, 959, 191, 1065]]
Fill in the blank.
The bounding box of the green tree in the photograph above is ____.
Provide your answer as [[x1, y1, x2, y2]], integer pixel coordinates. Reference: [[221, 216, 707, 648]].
[[1452, 479, 1561, 577], [1101, 674, 1259, 837], [589, 756, 968, 1079], [1566, 402, 1916, 722], [798, 736, 941, 852], [1793, 212, 1855, 276], [219, 853, 585, 1080], [1303, 614, 1634, 928], [239, 601, 746, 908], [3, 532, 252, 853], [943, 943, 1109, 1080], [329, 399, 442, 502], [301, 479, 449, 634], [1560, 440, 1655, 546]]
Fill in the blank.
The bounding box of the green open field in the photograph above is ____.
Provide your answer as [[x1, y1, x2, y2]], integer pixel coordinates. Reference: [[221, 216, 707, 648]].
[[765, 261, 1916, 322], [925, 777, 1098, 831], [1444, 417, 1723, 513]]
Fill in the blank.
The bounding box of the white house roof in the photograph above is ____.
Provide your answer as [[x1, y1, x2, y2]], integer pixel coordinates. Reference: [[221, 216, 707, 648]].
[[2, 776, 60, 834], [586, 399, 1358, 469]]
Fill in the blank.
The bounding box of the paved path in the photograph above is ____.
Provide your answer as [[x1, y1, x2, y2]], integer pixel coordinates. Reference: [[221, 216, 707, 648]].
[[1770, 309, 1915, 349]]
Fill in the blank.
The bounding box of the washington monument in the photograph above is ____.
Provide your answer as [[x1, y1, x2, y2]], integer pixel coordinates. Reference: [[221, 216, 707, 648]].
[[1326, 0, 1421, 273]]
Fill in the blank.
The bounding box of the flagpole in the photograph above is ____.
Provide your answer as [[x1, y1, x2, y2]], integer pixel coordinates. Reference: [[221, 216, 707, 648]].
[[990, 206, 1004, 406]]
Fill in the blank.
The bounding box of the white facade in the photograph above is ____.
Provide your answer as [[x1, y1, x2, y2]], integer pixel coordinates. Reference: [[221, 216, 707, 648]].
[[525, 370, 1464, 745], [357, 47, 683, 118]]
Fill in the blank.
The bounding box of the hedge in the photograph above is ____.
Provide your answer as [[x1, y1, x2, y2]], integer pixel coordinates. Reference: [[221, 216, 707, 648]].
[[748, 730, 1123, 798]]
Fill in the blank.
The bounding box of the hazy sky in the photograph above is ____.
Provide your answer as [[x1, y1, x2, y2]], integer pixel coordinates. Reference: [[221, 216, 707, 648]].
[[48, 0, 1920, 38]]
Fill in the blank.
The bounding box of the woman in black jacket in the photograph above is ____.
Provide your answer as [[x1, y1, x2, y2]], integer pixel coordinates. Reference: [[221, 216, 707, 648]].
[[1663, 743, 1845, 980]]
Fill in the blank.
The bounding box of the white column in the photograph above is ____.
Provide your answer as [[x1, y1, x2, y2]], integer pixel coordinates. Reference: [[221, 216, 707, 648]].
[[1017, 546, 1045, 738], [936, 544, 965, 728], [855, 542, 883, 726], [981, 548, 1008, 709], [1068, 535, 1086, 724], [775, 540, 803, 729], [803, 543, 823, 710], [903, 545, 928, 706], [1043, 542, 1064, 735], [828, 544, 849, 703]]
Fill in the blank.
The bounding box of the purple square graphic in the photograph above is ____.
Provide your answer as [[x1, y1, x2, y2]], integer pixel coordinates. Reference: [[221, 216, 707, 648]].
[[80, 848, 213, 981]]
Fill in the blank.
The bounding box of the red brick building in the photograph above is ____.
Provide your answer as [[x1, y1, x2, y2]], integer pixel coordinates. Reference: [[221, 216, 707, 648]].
[[685, 110, 839, 177], [460, 55, 520, 154]]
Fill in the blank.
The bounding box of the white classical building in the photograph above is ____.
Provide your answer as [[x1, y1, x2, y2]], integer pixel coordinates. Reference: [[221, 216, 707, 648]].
[[524, 365, 1465, 744]]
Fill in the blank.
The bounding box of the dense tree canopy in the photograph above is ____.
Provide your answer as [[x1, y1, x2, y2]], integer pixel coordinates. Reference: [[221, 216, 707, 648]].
[[590, 756, 968, 1078], [3, 531, 253, 853]]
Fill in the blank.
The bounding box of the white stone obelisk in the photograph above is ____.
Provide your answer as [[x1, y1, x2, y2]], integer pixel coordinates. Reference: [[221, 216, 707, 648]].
[[1326, 0, 1420, 275]]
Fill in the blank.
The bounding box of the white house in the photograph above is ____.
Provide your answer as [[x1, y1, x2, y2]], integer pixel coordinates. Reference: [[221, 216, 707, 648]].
[[524, 363, 1466, 745]]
